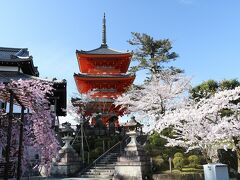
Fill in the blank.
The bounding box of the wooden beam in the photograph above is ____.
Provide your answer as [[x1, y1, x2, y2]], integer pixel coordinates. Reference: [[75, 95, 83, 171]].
[[4, 90, 14, 180], [17, 106, 25, 180]]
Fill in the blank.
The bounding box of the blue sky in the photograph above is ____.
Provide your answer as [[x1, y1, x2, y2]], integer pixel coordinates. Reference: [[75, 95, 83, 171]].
[[1, 0, 240, 98]]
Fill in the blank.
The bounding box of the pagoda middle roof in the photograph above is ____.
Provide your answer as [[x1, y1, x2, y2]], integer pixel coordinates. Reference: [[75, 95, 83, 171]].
[[74, 73, 135, 79], [76, 45, 131, 56]]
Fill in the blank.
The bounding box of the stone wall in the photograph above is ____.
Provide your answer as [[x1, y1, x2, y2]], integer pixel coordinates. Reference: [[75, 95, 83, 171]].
[[152, 173, 204, 180]]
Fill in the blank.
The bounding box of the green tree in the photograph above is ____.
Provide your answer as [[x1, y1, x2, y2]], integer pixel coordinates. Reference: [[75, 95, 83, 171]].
[[190, 79, 240, 100], [220, 79, 240, 90], [190, 79, 218, 100], [188, 155, 200, 168], [128, 32, 182, 77]]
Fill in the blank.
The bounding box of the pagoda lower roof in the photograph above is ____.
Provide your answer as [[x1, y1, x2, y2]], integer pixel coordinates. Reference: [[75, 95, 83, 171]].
[[74, 73, 135, 79], [76, 45, 131, 56], [72, 97, 114, 103]]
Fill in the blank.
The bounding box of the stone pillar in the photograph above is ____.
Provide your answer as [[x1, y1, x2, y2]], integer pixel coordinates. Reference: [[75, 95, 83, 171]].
[[114, 129, 150, 180], [50, 136, 82, 177]]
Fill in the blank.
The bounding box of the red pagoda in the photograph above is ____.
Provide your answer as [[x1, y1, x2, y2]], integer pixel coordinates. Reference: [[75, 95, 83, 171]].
[[74, 14, 135, 125]]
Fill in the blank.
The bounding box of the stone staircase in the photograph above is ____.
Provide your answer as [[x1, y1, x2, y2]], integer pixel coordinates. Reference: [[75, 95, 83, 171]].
[[79, 138, 128, 179], [80, 152, 119, 179]]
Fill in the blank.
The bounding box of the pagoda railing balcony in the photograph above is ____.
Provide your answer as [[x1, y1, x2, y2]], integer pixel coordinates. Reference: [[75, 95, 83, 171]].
[[95, 66, 114, 69], [88, 67, 121, 74], [90, 97, 115, 102], [94, 88, 117, 92]]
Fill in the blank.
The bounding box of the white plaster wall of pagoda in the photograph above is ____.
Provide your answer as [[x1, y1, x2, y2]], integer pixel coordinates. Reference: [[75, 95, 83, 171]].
[[0, 66, 23, 72]]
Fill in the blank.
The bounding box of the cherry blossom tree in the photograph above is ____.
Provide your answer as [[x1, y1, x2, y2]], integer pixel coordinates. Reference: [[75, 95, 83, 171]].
[[115, 72, 191, 131], [68, 91, 96, 123], [156, 86, 240, 172], [0, 79, 60, 176], [0, 110, 7, 151]]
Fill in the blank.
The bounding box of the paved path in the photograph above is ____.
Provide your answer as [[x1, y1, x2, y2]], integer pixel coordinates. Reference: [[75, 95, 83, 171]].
[[9, 177, 111, 180]]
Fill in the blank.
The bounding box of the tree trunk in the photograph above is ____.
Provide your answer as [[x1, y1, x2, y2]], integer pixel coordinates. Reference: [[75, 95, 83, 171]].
[[233, 138, 240, 179], [202, 149, 211, 164], [236, 149, 240, 179]]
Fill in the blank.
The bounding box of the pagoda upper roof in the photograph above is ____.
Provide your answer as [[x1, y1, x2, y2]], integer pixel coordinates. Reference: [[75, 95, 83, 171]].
[[0, 47, 39, 76], [76, 45, 131, 56]]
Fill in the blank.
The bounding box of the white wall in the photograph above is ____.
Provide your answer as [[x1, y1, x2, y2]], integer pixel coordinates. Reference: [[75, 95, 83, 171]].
[[0, 66, 22, 72]]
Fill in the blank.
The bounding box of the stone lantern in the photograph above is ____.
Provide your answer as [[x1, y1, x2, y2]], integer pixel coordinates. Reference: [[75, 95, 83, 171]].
[[125, 116, 143, 134], [114, 116, 150, 180], [50, 135, 82, 177], [123, 116, 142, 152], [60, 122, 74, 137]]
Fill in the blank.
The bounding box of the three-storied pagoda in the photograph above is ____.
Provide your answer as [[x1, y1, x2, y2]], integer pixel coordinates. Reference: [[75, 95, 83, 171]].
[[74, 14, 135, 125]]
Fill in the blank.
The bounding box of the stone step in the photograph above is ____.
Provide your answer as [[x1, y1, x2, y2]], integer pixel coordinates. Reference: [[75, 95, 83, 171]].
[[80, 174, 113, 179], [95, 164, 116, 167], [104, 154, 119, 157], [98, 158, 117, 161], [89, 169, 115, 173], [78, 179, 111, 180], [94, 161, 117, 165], [79, 142, 126, 179], [97, 162, 116, 165], [100, 158, 118, 161], [100, 157, 117, 161], [99, 159, 117, 163], [83, 171, 114, 176], [96, 162, 116, 166], [99, 157, 118, 161], [91, 166, 115, 169]]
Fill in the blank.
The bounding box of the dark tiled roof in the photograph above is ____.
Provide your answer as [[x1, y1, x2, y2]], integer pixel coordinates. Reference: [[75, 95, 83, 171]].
[[76, 45, 130, 55], [0, 71, 65, 84], [0, 71, 34, 82], [74, 73, 135, 78], [0, 47, 39, 76], [0, 47, 29, 60]]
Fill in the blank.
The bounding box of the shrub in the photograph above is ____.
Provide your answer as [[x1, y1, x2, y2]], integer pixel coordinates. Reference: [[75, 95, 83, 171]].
[[174, 152, 184, 158], [152, 155, 164, 172], [173, 156, 184, 170], [188, 155, 200, 168]]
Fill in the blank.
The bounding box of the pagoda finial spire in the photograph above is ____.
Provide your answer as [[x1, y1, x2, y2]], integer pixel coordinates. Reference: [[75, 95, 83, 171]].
[[101, 13, 107, 47]]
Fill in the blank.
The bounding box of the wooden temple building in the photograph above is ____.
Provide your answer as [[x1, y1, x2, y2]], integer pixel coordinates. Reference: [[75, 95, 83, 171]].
[[0, 47, 67, 117], [74, 14, 135, 126], [0, 47, 67, 179]]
